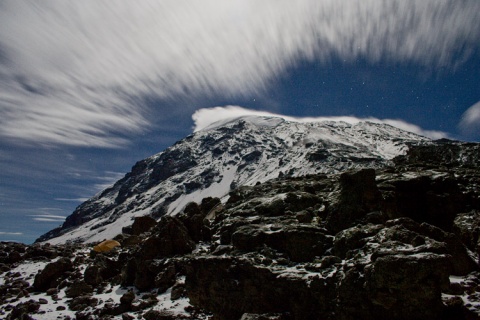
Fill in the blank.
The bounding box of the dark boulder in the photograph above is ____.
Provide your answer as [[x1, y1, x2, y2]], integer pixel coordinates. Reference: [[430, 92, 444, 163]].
[[33, 257, 73, 291], [65, 281, 93, 298], [365, 253, 450, 319], [333, 224, 384, 258], [185, 256, 335, 320], [382, 174, 466, 231], [6, 299, 39, 320], [178, 201, 209, 242], [232, 224, 332, 262], [84, 254, 122, 285], [453, 210, 480, 253], [69, 295, 98, 311], [120, 290, 135, 306], [121, 215, 192, 291], [131, 216, 157, 236], [137, 216, 195, 260], [327, 169, 382, 232]]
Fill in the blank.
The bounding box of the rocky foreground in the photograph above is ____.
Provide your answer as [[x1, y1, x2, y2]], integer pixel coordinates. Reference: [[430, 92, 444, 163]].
[[1, 142, 480, 319]]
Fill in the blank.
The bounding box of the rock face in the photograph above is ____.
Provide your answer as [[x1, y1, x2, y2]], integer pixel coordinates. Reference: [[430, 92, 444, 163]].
[[33, 258, 73, 291], [181, 164, 479, 319], [37, 117, 428, 244], [2, 118, 480, 319]]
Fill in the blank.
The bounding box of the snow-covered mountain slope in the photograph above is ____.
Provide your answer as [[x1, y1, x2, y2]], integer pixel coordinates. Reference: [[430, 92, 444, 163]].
[[38, 116, 428, 244]]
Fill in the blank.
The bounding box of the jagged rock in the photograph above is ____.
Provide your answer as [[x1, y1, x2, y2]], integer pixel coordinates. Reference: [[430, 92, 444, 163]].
[[382, 174, 465, 231], [418, 222, 477, 276], [232, 224, 332, 262], [186, 256, 335, 320], [333, 224, 384, 258], [65, 281, 93, 298], [295, 210, 313, 223], [46, 288, 58, 296], [33, 257, 73, 291], [120, 290, 135, 306], [3, 133, 480, 319], [326, 168, 382, 232], [395, 141, 480, 168], [69, 295, 98, 311], [334, 232, 453, 319], [200, 197, 221, 214], [453, 211, 480, 254], [178, 197, 220, 242], [25, 243, 59, 260], [124, 258, 177, 292], [364, 253, 450, 319], [84, 254, 122, 285], [38, 118, 429, 244], [186, 256, 284, 319], [7, 251, 22, 264], [178, 203, 207, 243], [6, 299, 39, 320], [154, 261, 177, 293], [137, 216, 195, 260], [119, 234, 142, 247], [131, 216, 157, 236], [121, 313, 135, 320], [170, 282, 186, 300], [120, 216, 193, 291], [83, 265, 102, 286]]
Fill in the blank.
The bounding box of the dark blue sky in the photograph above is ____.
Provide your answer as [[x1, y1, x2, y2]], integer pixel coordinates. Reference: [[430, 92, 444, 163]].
[[1, 1, 479, 243]]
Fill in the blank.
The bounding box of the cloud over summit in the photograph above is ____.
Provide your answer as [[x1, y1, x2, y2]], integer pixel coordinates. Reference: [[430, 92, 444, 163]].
[[192, 106, 448, 140], [0, 0, 479, 146], [460, 101, 480, 139]]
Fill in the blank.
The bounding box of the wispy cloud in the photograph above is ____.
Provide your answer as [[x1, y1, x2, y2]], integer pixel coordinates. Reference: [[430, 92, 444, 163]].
[[459, 101, 480, 140], [30, 214, 66, 223], [0, 1, 478, 146], [193, 106, 448, 139], [0, 232, 23, 236], [92, 171, 126, 192], [54, 198, 90, 202]]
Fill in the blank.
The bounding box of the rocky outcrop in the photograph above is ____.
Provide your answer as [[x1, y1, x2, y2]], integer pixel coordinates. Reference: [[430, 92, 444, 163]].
[[180, 166, 479, 319], [326, 168, 382, 232], [37, 118, 428, 244], [2, 140, 480, 319], [33, 258, 73, 291]]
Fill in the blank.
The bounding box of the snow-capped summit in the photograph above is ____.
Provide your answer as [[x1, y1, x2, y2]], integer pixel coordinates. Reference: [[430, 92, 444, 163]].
[[198, 114, 286, 132], [38, 116, 428, 244]]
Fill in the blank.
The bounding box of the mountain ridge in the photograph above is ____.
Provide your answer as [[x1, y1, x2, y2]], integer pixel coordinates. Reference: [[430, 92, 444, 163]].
[[38, 116, 428, 244], [2, 139, 479, 319], [2, 117, 480, 319]]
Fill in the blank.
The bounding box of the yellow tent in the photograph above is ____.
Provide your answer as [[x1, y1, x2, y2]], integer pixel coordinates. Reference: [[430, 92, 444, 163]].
[[93, 239, 121, 253]]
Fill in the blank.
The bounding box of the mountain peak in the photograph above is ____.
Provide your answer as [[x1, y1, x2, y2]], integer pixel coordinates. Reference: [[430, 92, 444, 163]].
[[197, 114, 286, 132], [38, 118, 428, 244]]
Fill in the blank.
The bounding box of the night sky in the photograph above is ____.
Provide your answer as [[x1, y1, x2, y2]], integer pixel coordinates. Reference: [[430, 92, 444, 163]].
[[1, 1, 479, 243]]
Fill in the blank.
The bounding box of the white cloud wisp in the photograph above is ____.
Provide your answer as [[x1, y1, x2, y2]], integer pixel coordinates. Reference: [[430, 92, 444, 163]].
[[30, 214, 67, 223], [0, 1, 478, 146], [192, 106, 448, 140], [459, 101, 480, 139]]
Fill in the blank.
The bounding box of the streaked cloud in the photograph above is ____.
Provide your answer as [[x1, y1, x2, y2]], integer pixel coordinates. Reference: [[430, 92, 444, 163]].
[[54, 198, 90, 202], [193, 106, 448, 139], [0, 1, 478, 146], [30, 214, 66, 223], [459, 101, 480, 139], [92, 171, 126, 192], [0, 232, 23, 236]]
